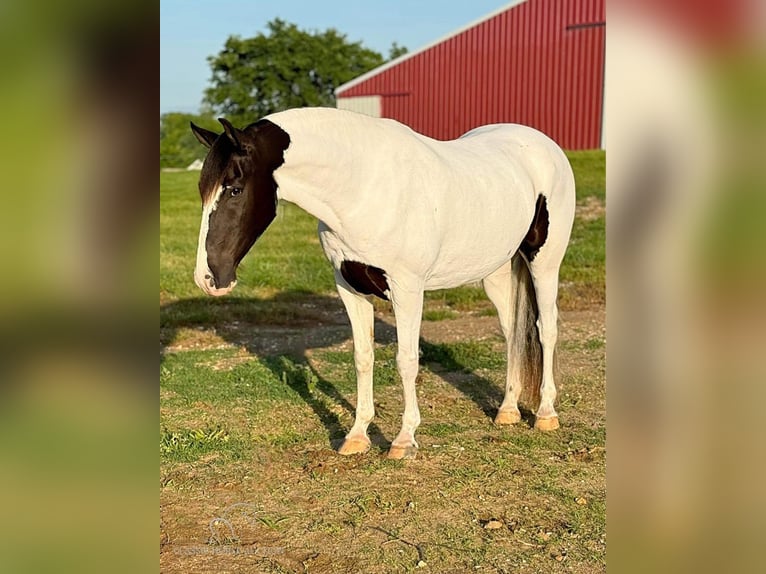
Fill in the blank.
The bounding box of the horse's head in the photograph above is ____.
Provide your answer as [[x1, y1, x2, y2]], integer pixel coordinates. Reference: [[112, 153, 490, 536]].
[[190, 118, 290, 296]]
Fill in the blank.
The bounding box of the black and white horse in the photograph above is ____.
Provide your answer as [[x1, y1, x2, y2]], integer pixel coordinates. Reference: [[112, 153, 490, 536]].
[[190, 108, 575, 459]]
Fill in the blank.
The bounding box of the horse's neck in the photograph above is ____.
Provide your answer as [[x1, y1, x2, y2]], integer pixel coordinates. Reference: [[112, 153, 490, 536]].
[[270, 109, 393, 232], [273, 145, 351, 232]]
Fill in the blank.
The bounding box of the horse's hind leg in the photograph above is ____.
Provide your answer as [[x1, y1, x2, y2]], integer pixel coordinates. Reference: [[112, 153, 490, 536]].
[[335, 272, 375, 455], [528, 258, 562, 431], [483, 261, 523, 424]]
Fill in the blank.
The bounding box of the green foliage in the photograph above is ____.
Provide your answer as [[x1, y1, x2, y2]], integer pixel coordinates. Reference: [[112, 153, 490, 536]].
[[204, 19, 386, 126], [160, 112, 218, 168], [388, 42, 408, 60]]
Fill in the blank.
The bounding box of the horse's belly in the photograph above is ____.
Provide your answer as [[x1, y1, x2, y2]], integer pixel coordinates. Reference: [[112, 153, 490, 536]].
[[424, 246, 516, 290]]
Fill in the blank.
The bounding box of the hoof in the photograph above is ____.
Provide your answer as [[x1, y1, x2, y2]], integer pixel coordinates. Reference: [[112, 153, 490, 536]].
[[387, 445, 418, 460], [534, 416, 560, 431], [494, 409, 522, 425], [337, 436, 371, 455]]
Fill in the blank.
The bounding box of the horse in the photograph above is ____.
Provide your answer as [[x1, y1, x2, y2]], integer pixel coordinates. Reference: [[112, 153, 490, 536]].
[[190, 107, 575, 460]]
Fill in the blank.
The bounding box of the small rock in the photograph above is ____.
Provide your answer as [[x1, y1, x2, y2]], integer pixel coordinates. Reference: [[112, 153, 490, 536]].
[[416, 560, 427, 568], [484, 520, 503, 530], [575, 497, 587, 505]]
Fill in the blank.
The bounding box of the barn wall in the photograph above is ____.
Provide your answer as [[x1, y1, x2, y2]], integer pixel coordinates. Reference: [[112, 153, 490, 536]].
[[336, 95, 382, 117], [336, 0, 605, 150]]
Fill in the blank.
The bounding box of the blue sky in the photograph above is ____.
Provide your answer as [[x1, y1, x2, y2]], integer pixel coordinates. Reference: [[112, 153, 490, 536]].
[[160, 0, 512, 114]]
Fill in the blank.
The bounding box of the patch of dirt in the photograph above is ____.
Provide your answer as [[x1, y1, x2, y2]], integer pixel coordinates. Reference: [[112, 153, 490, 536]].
[[576, 196, 605, 222], [162, 300, 605, 360], [163, 327, 232, 353]]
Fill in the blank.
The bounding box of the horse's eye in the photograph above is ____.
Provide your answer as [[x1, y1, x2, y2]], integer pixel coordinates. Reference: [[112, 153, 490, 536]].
[[226, 186, 242, 197]]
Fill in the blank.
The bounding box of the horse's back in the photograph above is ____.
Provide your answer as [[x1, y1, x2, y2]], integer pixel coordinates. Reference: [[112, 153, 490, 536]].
[[414, 123, 575, 289], [452, 122, 575, 228], [456, 123, 571, 179]]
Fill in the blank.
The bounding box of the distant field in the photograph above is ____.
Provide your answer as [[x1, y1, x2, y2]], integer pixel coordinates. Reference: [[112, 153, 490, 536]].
[[160, 150, 605, 573]]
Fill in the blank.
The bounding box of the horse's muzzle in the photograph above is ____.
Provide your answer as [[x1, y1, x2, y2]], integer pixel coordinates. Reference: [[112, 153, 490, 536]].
[[194, 266, 237, 297]]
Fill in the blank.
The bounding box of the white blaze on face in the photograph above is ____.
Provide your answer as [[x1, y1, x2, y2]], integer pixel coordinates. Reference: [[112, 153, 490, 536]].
[[194, 184, 236, 296]]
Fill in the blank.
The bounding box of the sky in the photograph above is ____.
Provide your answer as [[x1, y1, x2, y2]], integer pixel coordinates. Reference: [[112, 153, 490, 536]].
[[160, 0, 513, 115]]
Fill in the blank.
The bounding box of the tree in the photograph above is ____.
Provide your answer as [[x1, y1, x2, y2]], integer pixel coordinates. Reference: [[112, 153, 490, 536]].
[[203, 19, 386, 126], [160, 112, 218, 168], [388, 42, 409, 60]]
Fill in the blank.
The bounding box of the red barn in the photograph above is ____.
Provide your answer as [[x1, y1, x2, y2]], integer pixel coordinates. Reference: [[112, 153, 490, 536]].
[[335, 0, 605, 149]]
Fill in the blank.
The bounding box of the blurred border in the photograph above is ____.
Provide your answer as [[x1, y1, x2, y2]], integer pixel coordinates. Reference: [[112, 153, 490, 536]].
[[1, 0, 764, 571], [0, 2, 157, 573], [608, 1, 766, 572]]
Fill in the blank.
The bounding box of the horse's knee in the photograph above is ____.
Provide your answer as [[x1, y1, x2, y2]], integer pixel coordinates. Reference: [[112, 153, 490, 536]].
[[396, 351, 419, 383], [535, 318, 558, 346], [539, 330, 557, 348], [354, 348, 374, 375]]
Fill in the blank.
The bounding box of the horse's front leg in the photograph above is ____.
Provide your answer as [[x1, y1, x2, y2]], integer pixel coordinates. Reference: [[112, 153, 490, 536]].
[[388, 286, 425, 460], [335, 273, 376, 455]]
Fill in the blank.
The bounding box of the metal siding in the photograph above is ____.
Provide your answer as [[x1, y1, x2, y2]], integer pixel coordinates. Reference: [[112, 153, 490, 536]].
[[337, 0, 605, 149], [337, 95, 382, 117]]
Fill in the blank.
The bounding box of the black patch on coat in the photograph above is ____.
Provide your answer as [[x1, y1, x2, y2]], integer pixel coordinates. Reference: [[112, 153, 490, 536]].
[[340, 261, 390, 300], [520, 194, 549, 262]]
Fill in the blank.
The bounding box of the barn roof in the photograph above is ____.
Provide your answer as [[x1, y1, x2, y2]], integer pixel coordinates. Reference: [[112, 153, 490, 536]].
[[335, 0, 527, 96]]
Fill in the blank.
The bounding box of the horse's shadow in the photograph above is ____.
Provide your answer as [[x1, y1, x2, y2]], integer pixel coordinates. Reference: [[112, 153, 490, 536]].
[[161, 291, 508, 450], [161, 292, 395, 448]]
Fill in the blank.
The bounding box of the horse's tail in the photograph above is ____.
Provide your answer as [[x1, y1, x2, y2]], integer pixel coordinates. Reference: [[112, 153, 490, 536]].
[[511, 254, 543, 412]]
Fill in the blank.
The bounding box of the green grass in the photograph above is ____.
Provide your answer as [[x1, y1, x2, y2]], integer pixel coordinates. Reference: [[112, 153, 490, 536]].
[[560, 217, 606, 302], [568, 150, 606, 202], [562, 150, 606, 306], [161, 349, 303, 405], [424, 284, 489, 310], [419, 422, 468, 438], [422, 308, 459, 321], [161, 426, 246, 463], [420, 339, 506, 372]]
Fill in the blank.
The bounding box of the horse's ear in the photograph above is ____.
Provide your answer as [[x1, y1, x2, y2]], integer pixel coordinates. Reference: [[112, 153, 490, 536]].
[[218, 118, 242, 149], [190, 122, 218, 148]]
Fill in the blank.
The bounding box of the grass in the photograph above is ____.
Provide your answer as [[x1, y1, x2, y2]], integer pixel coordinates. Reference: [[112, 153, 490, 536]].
[[420, 339, 506, 372], [161, 426, 245, 463], [160, 150, 605, 573]]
